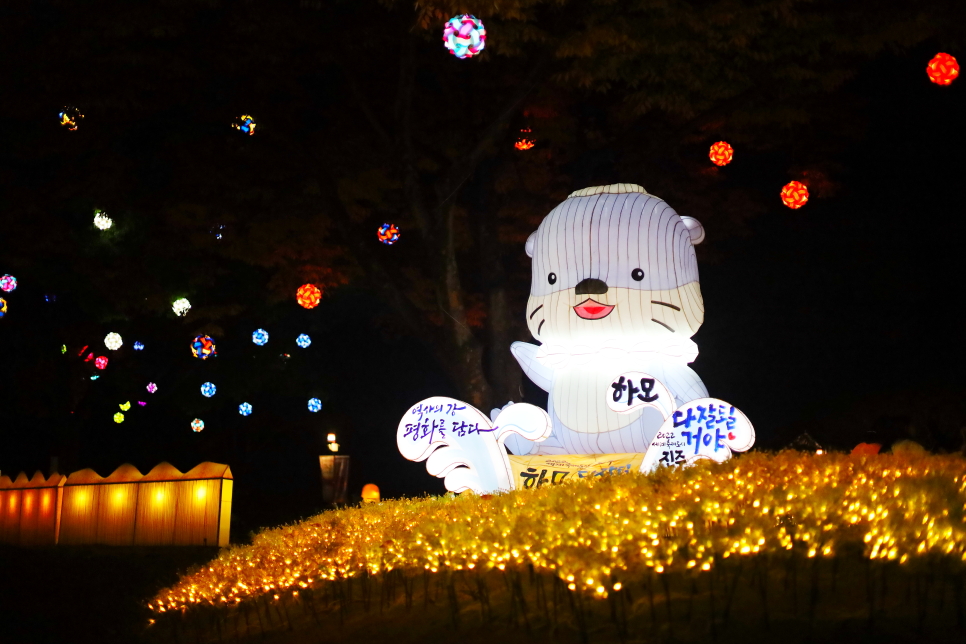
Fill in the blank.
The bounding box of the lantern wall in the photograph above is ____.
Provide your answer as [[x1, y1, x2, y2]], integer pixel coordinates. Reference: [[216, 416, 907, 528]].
[[0, 472, 65, 546]]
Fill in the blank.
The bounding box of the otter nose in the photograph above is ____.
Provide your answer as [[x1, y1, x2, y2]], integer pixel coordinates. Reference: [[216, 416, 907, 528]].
[[575, 278, 608, 295]]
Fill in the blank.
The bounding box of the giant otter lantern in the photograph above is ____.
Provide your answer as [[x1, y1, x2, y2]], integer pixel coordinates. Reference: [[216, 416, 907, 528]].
[[398, 184, 754, 494]]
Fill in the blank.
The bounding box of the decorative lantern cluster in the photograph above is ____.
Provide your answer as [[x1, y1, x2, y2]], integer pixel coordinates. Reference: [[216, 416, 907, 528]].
[[296, 283, 322, 309], [927, 53, 959, 86], [59, 106, 83, 130], [232, 115, 256, 135], [200, 382, 217, 398], [252, 328, 269, 346], [377, 223, 400, 245], [781, 181, 810, 209], [93, 210, 113, 231], [709, 141, 734, 166], [308, 398, 322, 413], [0, 275, 17, 292], [296, 333, 312, 348], [191, 334, 217, 359], [443, 14, 486, 59], [104, 332, 123, 351], [172, 298, 191, 316]]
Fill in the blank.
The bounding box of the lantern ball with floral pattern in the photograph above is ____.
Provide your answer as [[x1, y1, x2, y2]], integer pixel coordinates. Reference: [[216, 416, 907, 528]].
[[709, 141, 734, 166], [172, 298, 191, 316], [0, 297, 7, 318], [0, 275, 17, 292], [191, 418, 205, 433], [443, 14, 486, 59], [147, 382, 158, 394], [781, 181, 809, 209], [296, 334, 311, 348], [200, 382, 217, 398], [95, 356, 108, 370], [93, 210, 113, 231], [378, 223, 400, 245], [104, 332, 123, 351], [927, 53, 959, 86], [308, 398, 322, 413], [252, 328, 269, 346], [296, 283, 322, 309], [191, 334, 217, 359], [113, 412, 125, 424], [239, 402, 253, 416]]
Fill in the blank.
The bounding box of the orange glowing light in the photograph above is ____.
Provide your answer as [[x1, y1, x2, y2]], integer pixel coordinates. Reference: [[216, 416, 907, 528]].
[[709, 141, 733, 166], [852, 442, 882, 456], [780, 181, 809, 209], [296, 283, 322, 309], [927, 53, 959, 86], [361, 484, 380, 503], [514, 128, 535, 151]]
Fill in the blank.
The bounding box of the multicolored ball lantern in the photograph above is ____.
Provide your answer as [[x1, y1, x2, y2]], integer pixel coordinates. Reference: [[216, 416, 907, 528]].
[[780, 181, 810, 209], [191, 418, 205, 433], [296, 283, 322, 309], [191, 334, 217, 359], [133, 341, 144, 351], [927, 53, 959, 86], [377, 223, 400, 245], [59, 106, 84, 130], [200, 382, 217, 398], [709, 141, 734, 166], [146, 382, 158, 394], [114, 412, 125, 424], [514, 129, 536, 151], [0, 297, 7, 319], [104, 332, 123, 351], [93, 210, 113, 231], [0, 275, 17, 292], [232, 115, 256, 135], [239, 402, 253, 416], [172, 298, 191, 317], [443, 14, 486, 59], [308, 398, 322, 413], [296, 334, 312, 348], [94, 356, 108, 370], [252, 328, 269, 346]]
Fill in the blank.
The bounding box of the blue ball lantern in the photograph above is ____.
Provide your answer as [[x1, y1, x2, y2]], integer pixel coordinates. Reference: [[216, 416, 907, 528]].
[[308, 398, 322, 413], [239, 402, 253, 416], [201, 382, 217, 398], [252, 329, 269, 346], [296, 334, 311, 348]]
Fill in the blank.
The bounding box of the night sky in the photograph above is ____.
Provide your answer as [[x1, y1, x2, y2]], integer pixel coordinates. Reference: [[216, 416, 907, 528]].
[[1, 1, 964, 537]]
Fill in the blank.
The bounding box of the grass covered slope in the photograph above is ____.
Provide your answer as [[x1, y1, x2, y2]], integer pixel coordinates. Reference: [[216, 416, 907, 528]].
[[152, 451, 966, 615]]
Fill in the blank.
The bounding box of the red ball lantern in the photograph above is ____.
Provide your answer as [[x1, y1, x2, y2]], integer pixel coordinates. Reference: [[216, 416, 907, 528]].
[[296, 283, 322, 309], [780, 181, 809, 209], [926, 53, 959, 86], [95, 356, 108, 370], [708, 141, 733, 166]]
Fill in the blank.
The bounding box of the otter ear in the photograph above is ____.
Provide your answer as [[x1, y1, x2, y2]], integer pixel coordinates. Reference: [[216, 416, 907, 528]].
[[525, 231, 537, 258], [680, 216, 705, 245]]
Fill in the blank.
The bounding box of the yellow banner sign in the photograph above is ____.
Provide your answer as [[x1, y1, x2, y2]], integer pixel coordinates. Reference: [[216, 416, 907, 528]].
[[508, 453, 644, 489]]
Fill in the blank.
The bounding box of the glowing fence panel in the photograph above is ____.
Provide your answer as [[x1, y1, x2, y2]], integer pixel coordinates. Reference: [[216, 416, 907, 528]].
[[135, 481, 178, 546], [20, 488, 39, 545], [96, 483, 139, 546], [0, 489, 21, 544], [59, 485, 100, 545], [218, 480, 233, 547], [173, 480, 221, 546]]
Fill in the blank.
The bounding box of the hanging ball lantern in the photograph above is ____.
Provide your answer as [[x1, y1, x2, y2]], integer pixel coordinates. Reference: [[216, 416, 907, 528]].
[[327, 432, 337, 443], [0, 297, 7, 318], [296, 283, 322, 309], [443, 14, 486, 59], [114, 412, 125, 424], [232, 114, 257, 135], [239, 402, 253, 416], [709, 141, 734, 166], [191, 418, 205, 432], [146, 382, 158, 393], [200, 382, 217, 398], [133, 341, 144, 351], [191, 334, 217, 359], [927, 53, 959, 86], [296, 333, 312, 348], [59, 106, 84, 130], [361, 484, 381, 503], [172, 298, 191, 316], [93, 209, 114, 231], [780, 181, 809, 209], [308, 398, 322, 413], [377, 223, 400, 245], [252, 328, 269, 346], [0, 275, 17, 292], [104, 332, 123, 351], [95, 356, 108, 370]]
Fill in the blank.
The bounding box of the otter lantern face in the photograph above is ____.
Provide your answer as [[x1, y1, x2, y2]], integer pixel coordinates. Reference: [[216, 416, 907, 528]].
[[525, 185, 705, 346]]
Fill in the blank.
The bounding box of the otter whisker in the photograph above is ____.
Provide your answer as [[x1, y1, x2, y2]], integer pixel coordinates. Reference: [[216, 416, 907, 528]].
[[537, 319, 545, 335], [651, 300, 681, 311], [651, 318, 675, 333], [529, 304, 544, 320]]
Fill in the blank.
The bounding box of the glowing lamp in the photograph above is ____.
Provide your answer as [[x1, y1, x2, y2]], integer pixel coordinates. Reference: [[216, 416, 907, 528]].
[[191, 334, 217, 359], [515, 129, 535, 151], [0, 297, 7, 318], [239, 402, 252, 416], [377, 223, 400, 245], [443, 14, 486, 59], [119, 401, 131, 411], [780, 181, 809, 209], [927, 53, 959, 86], [93, 210, 113, 230], [172, 298, 191, 316], [200, 382, 217, 398], [327, 433, 336, 443], [232, 114, 256, 135], [328, 442, 340, 452], [146, 382, 158, 393], [252, 329, 269, 346], [709, 141, 734, 166], [133, 341, 144, 351], [191, 418, 205, 433], [308, 398, 322, 413], [114, 412, 125, 424], [361, 484, 380, 503], [59, 106, 84, 130], [296, 334, 311, 348], [296, 284, 322, 309], [104, 332, 123, 351], [0, 275, 17, 292], [95, 356, 108, 370], [852, 442, 882, 456]]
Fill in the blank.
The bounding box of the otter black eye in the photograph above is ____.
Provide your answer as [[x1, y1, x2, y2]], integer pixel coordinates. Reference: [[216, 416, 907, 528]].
[[548, 272, 557, 285], [631, 268, 645, 281]]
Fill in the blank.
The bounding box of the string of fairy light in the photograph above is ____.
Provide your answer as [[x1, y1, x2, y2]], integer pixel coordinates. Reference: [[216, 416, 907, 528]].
[[149, 451, 966, 614]]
